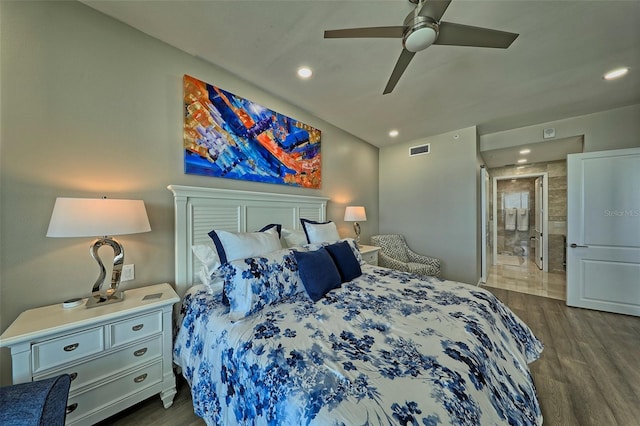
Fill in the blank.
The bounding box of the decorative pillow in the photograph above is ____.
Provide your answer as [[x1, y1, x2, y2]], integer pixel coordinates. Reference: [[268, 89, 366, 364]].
[[219, 248, 306, 321], [293, 248, 342, 302], [191, 243, 223, 293], [300, 219, 340, 244], [208, 227, 282, 264], [258, 223, 282, 238], [324, 240, 362, 282], [281, 228, 307, 248], [304, 238, 366, 266]]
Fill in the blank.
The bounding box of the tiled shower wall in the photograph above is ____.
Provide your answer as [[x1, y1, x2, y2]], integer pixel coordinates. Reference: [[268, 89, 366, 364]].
[[496, 178, 536, 256], [489, 160, 567, 272]]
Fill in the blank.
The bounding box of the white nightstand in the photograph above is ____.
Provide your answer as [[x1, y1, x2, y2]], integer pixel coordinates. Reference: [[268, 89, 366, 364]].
[[359, 244, 381, 266], [0, 283, 180, 426]]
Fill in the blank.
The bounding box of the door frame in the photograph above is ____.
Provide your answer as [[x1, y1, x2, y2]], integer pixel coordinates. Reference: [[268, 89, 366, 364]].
[[492, 172, 549, 272], [480, 167, 489, 283]]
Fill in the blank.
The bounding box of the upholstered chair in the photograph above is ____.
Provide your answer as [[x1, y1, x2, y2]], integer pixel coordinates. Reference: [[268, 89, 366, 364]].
[[371, 234, 441, 277], [0, 374, 71, 426]]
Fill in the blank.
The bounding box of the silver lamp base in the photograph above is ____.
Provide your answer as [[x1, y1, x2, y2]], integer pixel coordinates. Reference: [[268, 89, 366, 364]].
[[86, 289, 124, 308], [87, 236, 125, 309]]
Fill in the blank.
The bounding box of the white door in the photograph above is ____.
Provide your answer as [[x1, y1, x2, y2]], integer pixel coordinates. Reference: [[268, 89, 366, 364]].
[[534, 177, 543, 270], [567, 148, 640, 316]]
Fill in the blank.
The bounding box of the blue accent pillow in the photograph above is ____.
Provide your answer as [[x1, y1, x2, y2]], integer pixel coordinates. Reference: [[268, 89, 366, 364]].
[[293, 248, 341, 302], [324, 240, 362, 282]]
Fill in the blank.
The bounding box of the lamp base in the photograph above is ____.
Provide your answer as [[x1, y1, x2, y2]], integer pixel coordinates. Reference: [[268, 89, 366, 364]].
[[85, 289, 124, 308]]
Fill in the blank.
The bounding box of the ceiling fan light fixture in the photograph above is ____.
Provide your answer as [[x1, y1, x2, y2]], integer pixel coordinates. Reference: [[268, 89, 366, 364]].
[[403, 17, 439, 52]]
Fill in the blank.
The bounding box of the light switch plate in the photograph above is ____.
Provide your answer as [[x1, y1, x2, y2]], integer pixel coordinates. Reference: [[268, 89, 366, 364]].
[[122, 264, 134, 282]]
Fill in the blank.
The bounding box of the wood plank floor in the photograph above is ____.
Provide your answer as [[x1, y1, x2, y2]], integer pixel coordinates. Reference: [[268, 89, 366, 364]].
[[102, 287, 640, 425]]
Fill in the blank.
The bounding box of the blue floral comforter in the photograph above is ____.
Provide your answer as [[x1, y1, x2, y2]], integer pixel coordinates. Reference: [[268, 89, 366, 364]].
[[174, 266, 543, 425]]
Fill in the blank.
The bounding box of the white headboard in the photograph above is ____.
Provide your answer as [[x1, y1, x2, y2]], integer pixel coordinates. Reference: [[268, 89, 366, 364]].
[[168, 185, 329, 296]]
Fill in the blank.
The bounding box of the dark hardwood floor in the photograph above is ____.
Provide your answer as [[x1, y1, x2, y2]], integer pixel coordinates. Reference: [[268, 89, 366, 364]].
[[104, 287, 640, 425]]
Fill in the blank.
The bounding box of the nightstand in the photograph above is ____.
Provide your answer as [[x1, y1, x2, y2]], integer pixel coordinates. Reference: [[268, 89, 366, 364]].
[[0, 283, 180, 426], [359, 244, 381, 266]]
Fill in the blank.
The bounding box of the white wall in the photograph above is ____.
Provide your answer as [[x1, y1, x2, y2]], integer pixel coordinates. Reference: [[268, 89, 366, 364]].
[[379, 127, 480, 284], [0, 1, 378, 383], [480, 104, 640, 152]]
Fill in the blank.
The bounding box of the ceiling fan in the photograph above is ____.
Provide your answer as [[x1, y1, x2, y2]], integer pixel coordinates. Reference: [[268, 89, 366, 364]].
[[324, 0, 519, 94]]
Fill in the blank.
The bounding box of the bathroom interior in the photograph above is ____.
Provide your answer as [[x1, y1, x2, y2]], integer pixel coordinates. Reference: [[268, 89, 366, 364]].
[[485, 160, 568, 300]]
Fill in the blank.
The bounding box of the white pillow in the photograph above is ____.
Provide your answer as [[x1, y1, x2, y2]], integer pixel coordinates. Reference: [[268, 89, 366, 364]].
[[281, 228, 307, 248], [300, 219, 340, 243], [208, 227, 282, 264], [191, 243, 223, 292]]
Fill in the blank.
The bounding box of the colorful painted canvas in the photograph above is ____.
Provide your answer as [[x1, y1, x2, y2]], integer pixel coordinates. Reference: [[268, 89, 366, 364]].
[[183, 75, 321, 188]]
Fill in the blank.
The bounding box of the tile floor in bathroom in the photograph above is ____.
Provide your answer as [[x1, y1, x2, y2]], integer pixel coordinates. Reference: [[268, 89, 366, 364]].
[[484, 254, 566, 300]]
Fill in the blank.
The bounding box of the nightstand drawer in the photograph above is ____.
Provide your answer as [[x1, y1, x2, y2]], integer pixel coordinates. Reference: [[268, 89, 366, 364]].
[[361, 251, 378, 265], [35, 335, 163, 392], [32, 327, 104, 373], [66, 360, 163, 424], [110, 311, 162, 347]]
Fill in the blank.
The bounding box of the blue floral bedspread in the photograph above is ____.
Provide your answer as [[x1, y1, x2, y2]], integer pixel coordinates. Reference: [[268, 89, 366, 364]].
[[174, 266, 543, 425]]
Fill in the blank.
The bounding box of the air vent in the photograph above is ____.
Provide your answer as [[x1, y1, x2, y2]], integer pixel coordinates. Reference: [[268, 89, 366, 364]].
[[409, 143, 430, 157]]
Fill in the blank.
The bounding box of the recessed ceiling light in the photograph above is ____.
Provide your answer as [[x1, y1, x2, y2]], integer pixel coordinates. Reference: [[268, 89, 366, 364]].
[[519, 149, 531, 154], [517, 159, 527, 164], [517, 166, 526, 170], [603, 67, 629, 80], [297, 67, 313, 79], [389, 129, 399, 137]]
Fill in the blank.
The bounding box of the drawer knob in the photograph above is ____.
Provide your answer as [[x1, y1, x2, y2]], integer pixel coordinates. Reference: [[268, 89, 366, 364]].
[[63, 343, 79, 352], [133, 348, 148, 357], [66, 403, 78, 414], [69, 372, 78, 381], [133, 373, 148, 383], [132, 324, 144, 331]]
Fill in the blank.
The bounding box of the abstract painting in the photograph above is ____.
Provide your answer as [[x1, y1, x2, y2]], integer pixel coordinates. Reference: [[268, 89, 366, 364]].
[[183, 75, 321, 188]]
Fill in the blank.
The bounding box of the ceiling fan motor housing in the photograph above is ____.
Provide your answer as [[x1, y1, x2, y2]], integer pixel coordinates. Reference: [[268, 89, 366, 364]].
[[403, 15, 439, 52]]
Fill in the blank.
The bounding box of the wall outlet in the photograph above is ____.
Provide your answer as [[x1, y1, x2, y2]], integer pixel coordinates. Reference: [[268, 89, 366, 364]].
[[122, 264, 135, 282]]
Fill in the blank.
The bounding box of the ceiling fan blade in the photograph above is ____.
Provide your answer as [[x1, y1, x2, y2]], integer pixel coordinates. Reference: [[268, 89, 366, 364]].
[[324, 26, 404, 39], [383, 49, 416, 94], [435, 21, 518, 48], [418, 0, 453, 21]]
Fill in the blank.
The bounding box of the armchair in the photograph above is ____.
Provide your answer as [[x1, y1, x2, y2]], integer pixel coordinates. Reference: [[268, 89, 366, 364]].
[[0, 374, 71, 426], [371, 234, 441, 277]]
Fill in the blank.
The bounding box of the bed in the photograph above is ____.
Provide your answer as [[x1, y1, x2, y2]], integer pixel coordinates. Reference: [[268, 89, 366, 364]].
[[169, 185, 543, 425]]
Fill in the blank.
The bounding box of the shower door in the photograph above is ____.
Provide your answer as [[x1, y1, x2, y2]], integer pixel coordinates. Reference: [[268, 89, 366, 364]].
[[534, 177, 543, 269]]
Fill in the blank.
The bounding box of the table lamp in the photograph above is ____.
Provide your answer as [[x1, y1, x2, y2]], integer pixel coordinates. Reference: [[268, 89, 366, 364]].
[[47, 197, 151, 308], [344, 206, 367, 245]]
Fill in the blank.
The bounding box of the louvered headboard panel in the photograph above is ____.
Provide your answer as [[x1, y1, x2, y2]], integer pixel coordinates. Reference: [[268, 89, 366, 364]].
[[168, 185, 329, 296]]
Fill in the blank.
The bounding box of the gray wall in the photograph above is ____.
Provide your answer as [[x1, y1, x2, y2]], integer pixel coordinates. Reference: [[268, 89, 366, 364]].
[[480, 104, 640, 152], [379, 127, 480, 284], [0, 1, 378, 383]]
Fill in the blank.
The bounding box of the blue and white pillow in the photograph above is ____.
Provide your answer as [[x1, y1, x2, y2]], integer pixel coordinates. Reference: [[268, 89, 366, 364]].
[[218, 248, 307, 321]]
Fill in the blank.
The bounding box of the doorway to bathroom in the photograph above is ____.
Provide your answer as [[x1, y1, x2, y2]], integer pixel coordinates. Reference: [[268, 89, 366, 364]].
[[492, 173, 548, 271]]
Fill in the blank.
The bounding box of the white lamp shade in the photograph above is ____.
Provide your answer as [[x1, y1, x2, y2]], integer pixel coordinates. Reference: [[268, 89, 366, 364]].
[[344, 206, 367, 222], [47, 197, 151, 237]]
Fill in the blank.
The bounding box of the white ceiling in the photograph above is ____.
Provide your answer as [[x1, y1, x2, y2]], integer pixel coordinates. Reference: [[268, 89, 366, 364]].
[[82, 0, 640, 158]]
